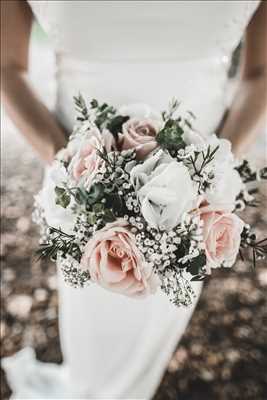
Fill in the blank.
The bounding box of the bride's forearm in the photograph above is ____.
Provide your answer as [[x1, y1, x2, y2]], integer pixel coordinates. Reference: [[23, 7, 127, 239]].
[[220, 74, 267, 157], [2, 66, 67, 164], [1, 0, 67, 165], [220, 1, 267, 157]]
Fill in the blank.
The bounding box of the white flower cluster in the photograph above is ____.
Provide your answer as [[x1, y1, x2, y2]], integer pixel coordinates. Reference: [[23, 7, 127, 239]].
[[176, 213, 205, 265]]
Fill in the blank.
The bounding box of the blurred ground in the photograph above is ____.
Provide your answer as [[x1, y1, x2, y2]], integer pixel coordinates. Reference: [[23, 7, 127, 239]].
[[1, 24, 267, 400]]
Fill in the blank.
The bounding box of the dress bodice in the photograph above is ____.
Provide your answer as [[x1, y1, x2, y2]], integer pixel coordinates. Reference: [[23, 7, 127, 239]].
[[28, 1, 260, 134], [29, 0, 259, 62]]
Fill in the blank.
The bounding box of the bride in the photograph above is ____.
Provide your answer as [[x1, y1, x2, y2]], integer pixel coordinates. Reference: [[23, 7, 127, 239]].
[[1, 1, 266, 399]]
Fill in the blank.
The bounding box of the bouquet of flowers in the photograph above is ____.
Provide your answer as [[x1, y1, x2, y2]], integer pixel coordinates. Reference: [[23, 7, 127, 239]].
[[33, 96, 267, 306]]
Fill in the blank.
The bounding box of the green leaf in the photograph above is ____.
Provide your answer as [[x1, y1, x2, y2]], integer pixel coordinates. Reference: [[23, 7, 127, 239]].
[[55, 186, 65, 196], [94, 103, 116, 129], [99, 103, 109, 112], [67, 187, 87, 205], [87, 212, 97, 225], [86, 183, 104, 205], [73, 94, 89, 122], [190, 275, 206, 282], [156, 121, 185, 151], [92, 203, 104, 214], [90, 99, 98, 109], [103, 208, 116, 223], [55, 186, 71, 208], [107, 115, 130, 138], [36, 226, 81, 262], [187, 253, 207, 276], [105, 193, 124, 215]]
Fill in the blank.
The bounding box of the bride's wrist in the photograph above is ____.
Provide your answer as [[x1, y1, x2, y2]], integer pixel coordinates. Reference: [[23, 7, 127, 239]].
[[41, 143, 57, 165], [42, 138, 65, 165], [49, 128, 68, 161]]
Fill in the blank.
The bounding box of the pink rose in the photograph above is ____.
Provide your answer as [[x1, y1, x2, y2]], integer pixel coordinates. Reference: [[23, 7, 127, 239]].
[[80, 219, 159, 297], [72, 129, 114, 188], [119, 118, 160, 159], [200, 210, 244, 272]]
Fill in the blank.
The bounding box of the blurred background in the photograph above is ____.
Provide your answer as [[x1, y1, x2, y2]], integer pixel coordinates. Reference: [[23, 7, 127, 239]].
[[1, 22, 267, 400]]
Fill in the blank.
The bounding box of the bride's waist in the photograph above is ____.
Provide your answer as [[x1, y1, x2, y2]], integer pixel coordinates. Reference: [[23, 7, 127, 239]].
[[55, 53, 230, 103], [54, 53, 231, 133], [55, 52, 230, 75]]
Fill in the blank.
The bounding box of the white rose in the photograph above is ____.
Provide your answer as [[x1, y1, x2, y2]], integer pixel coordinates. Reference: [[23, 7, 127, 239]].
[[183, 127, 206, 146], [130, 150, 196, 230], [203, 135, 243, 210], [36, 164, 75, 234]]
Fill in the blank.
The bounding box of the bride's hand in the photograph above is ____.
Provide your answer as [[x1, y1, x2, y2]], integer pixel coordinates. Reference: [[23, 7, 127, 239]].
[[1, 0, 67, 165], [219, 1, 267, 158]]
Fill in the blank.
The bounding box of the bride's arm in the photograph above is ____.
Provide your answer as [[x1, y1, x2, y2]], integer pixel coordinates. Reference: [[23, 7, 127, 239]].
[[1, 0, 67, 164], [219, 1, 267, 156]]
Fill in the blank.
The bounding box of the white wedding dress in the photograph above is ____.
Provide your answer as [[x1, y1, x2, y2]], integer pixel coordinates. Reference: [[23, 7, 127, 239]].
[[3, 1, 260, 399]]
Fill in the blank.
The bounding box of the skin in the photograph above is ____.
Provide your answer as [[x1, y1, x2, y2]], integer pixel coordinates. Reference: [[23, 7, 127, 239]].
[[1, 0, 66, 164], [219, 1, 267, 157], [1, 0, 267, 163]]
